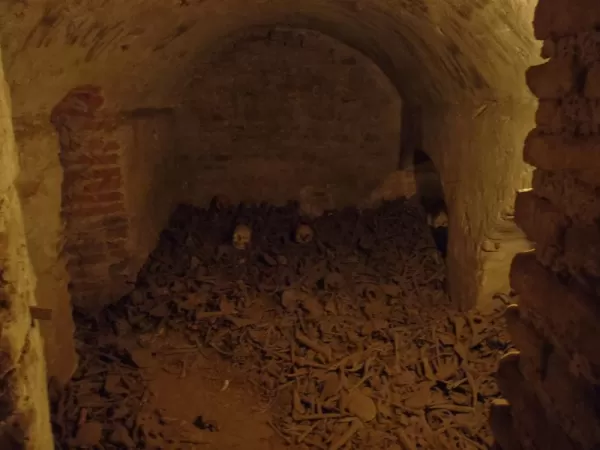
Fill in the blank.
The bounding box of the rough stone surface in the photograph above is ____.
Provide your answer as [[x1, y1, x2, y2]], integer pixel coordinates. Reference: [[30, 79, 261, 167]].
[[497, 1, 600, 447], [13, 118, 77, 383], [0, 51, 54, 450]]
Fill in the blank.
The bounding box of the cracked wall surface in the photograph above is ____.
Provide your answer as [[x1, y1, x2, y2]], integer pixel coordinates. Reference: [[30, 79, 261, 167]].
[[492, 0, 600, 448], [0, 50, 54, 450]]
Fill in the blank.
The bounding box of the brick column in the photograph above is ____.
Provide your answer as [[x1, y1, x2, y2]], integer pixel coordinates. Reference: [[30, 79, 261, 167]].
[[493, 0, 600, 448], [51, 87, 132, 311]]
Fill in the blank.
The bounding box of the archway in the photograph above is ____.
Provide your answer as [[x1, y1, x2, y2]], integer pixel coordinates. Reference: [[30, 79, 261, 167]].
[[0, 0, 544, 447]]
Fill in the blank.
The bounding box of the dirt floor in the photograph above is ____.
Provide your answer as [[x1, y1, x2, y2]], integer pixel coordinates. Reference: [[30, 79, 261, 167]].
[[49, 199, 513, 449]]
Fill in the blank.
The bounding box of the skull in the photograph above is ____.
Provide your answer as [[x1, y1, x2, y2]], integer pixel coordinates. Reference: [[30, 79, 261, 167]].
[[232, 224, 252, 250], [295, 224, 314, 244]]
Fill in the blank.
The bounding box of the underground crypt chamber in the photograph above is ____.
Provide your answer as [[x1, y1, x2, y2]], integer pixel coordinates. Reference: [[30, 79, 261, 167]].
[[41, 28, 520, 450], [1, 3, 543, 447]]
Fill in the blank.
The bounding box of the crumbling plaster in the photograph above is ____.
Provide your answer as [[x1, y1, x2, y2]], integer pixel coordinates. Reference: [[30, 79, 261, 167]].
[[0, 0, 543, 383]]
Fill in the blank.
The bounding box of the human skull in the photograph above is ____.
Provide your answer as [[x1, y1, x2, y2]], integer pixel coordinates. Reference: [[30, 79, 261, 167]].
[[232, 224, 252, 250], [295, 224, 314, 244], [428, 210, 448, 229]]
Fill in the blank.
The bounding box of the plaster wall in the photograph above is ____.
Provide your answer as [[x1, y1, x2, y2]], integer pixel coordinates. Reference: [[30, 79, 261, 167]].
[[0, 52, 53, 450], [13, 118, 77, 382]]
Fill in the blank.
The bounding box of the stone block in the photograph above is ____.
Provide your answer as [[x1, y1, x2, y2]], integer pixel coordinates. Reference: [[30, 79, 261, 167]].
[[535, 99, 577, 134], [514, 189, 568, 246], [533, 169, 600, 223], [524, 132, 600, 171], [510, 252, 600, 380], [564, 225, 600, 277], [496, 351, 578, 450], [506, 304, 600, 448], [526, 59, 575, 99]]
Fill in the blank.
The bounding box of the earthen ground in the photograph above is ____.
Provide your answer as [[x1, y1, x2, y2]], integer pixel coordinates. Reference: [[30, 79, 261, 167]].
[[50, 199, 512, 449]]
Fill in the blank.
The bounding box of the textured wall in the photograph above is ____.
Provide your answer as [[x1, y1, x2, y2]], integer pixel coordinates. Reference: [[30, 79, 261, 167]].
[[492, 0, 600, 448], [0, 52, 53, 450], [1, 0, 544, 366], [50, 87, 134, 311], [0, 0, 540, 111], [175, 27, 402, 208], [121, 109, 178, 284], [14, 118, 77, 383]]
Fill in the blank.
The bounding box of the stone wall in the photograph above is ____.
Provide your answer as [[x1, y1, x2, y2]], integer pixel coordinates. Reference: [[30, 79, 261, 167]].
[[175, 27, 404, 209], [493, 0, 600, 448], [0, 52, 54, 450]]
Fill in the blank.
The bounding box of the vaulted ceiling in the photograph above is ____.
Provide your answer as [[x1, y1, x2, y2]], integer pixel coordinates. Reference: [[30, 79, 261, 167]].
[[1, 0, 540, 115]]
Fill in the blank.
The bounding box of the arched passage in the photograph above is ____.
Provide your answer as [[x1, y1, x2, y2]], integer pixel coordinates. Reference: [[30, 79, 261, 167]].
[[2, 0, 542, 382]]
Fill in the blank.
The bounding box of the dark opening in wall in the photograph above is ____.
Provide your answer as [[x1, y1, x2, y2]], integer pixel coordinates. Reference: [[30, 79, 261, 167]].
[[413, 149, 448, 257]]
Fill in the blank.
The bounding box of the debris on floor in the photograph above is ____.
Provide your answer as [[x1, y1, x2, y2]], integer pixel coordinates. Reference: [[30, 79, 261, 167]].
[[50, 199, 513, 449]]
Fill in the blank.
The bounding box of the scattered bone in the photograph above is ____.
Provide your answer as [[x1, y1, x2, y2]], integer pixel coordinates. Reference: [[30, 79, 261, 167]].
[[49, 199, 512, 449]]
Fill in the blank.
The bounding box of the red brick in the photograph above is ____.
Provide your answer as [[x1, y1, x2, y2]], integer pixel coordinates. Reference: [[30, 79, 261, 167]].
[[524, 131, 600, 171], [63, 166, 121, 180], [510, 252, 600, 376], [65, 174, 122, 194], [104, 141, 120, 151], [65, 214, 129, 234], [67, 192, 124, 204], [60, 153, 119, 165], [526, 59, 576, 99], [105, 226, 128, 240], [64, 202, 125, 218]]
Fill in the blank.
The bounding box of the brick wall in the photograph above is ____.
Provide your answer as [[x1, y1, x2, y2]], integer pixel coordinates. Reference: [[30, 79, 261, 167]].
[[174, 26, 404, 208], [51, 86, 133, 311], [493, 1, 600, 448]]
